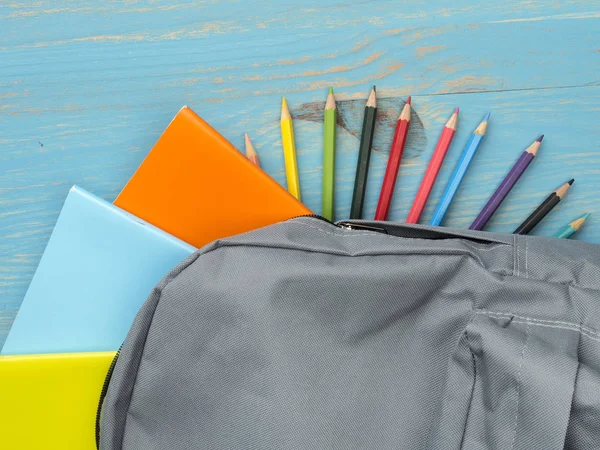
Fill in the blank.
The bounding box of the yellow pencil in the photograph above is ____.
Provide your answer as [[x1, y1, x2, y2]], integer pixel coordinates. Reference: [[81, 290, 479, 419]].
[[280, 97, 301, 200]]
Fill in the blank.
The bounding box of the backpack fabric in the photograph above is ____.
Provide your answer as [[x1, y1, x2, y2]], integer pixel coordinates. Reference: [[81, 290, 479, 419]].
[[100, 217, 600, 449]]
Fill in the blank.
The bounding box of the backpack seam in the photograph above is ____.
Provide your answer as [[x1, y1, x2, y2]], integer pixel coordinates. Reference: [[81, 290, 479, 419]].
[[510, 321, 530, 450], [458, 312, 478, 449], [475, 311, 599, 342], [209, 237, 600, 294], [197, 238, 600, 337], [240, 220, 600, 293]]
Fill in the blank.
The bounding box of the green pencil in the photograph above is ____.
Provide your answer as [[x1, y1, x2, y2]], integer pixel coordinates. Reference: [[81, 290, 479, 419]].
[[350, 86, 377, 219], [322, 87, 337, 221], [554, 213, 591, 239]]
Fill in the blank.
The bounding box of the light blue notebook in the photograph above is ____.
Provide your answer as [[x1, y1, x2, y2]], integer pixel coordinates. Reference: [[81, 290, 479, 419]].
[[2, 186, 195, 355]]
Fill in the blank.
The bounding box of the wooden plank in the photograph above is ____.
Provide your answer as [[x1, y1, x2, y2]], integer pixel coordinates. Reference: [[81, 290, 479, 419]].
[[0, 0, 599, 344], [2, 8, 598, 99]]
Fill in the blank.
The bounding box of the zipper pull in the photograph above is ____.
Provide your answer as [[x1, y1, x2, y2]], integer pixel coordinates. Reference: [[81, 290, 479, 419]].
[[290, 215, 387, 234], [336, 222, 388, 234]]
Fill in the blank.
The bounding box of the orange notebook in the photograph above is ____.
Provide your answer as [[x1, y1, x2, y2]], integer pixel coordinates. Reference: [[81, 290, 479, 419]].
[[115, 106, 311, 248]]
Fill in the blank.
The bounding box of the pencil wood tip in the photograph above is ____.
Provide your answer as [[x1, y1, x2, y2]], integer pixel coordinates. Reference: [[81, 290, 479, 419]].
[[445, 108, 459, 129], [244, 133, 259, 166], [556, 179, 573, 198], [571, 213, 591, 231], [281, 97, 291, 120], [399, 97, 411, 120], [326, 88, 336, 109], [244, 133, 254, 151], [537, 134, 544, 142], [526, 138, 542, 156], [366, 87, 377, 108], [474, 113, 489, 135]]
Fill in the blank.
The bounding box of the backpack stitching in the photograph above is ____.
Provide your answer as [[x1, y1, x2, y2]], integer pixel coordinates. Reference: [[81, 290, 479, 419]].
[[510, 320, 530, 450], [525, 237, 529, 278], [476, 311, 598, 342]]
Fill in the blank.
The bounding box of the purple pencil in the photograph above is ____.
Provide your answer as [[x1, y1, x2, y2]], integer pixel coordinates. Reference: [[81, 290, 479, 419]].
[[469, 135, 543, 231]]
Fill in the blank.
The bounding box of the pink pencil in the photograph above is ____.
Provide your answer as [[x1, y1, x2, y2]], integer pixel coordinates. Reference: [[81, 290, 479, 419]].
[[406, 108, 459, 223]]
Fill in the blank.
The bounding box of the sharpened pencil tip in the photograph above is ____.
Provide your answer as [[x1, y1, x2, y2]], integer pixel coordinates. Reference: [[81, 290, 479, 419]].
[[537, 134, 544, 142], [372, 85, 376, 92], [474, 113, 490, 135], [245, 133, 254, 148], [281, 97, 291, 120], [570, 213, 591, 232], [244, 133, 260, 167], [406, 96, 411, 105], [245, 133, 256, 154], [454, 107, 459, 114], [325, 88, 336, 109], [445, 107, 459, 129], [366, 87, 377, 108], [568, 178, 575, 185]]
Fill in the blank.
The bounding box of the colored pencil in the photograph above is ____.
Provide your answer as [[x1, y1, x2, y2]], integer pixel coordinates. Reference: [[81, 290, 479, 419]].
[[554, 213, 591, 239], [469, 135, 543, 231], [513, 179, 573, 235], [374, 96, 412, 220], [322, 87, 337, 221], [280, 97, 301, 200], [350, 86, 377, 219], [406, 107, 459, 224], [244, 133, 260, 167], [429, 112, 490, 226]]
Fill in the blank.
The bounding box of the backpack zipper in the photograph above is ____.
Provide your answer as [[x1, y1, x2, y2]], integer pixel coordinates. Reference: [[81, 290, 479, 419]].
[[95, 345, 122, 449], [289, 213, 338, 224], [291, 214, 387, 234], [336, 221, 387, 234]]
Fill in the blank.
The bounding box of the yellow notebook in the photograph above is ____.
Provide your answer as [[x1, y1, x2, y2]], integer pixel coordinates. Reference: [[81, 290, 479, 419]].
[[0, 352, 115, 449]]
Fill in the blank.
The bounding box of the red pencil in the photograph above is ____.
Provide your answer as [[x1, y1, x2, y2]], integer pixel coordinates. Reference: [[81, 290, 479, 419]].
[[374, 97, 412, 220], [406, 107, 459, 224]]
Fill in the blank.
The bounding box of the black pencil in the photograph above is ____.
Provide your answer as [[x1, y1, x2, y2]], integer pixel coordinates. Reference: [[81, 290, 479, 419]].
[[350, 86, 377, 219], [513, 179, 574, 235]]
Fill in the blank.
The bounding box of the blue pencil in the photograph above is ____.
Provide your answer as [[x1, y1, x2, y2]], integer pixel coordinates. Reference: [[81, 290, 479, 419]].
[[429, 112, 490, 226]]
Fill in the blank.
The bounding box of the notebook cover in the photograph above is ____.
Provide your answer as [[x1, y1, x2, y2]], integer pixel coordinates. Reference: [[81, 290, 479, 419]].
[[1, 186, 195, 355], [114, 106, 312, 248], [0, 352, 115, 449]]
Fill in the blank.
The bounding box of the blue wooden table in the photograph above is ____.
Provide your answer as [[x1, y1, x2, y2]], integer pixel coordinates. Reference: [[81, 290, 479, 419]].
[[1, 1, 599, 345]]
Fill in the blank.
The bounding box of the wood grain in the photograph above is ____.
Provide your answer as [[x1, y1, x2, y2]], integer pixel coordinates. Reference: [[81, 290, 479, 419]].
[[0, 0, 599, 344]]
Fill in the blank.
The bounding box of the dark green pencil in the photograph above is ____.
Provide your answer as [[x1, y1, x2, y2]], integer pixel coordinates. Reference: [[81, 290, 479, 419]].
[[350, 86, 377, 219]]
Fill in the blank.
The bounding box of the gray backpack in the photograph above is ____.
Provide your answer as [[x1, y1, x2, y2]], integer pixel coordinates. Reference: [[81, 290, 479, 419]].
[[99, 216, 600, 449]]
